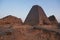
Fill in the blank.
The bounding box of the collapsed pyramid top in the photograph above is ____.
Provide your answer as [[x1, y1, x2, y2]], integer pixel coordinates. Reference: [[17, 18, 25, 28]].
[[24, 5, 51, 26]]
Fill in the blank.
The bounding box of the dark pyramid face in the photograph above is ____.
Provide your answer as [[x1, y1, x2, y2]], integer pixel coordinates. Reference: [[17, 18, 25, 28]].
[[24, 5, 51, 26]]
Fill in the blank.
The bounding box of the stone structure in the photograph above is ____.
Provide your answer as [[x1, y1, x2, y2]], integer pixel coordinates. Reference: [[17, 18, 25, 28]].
[[24, 5, 51, 26], [48, 15, 58, 25]]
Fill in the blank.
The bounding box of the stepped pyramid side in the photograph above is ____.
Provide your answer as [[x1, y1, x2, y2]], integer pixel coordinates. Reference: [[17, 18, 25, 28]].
[[24, 5, 51, 26]]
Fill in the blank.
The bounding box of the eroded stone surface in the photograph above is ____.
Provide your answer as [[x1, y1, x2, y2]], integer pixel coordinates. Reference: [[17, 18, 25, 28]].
[[0, 15, 22, 25]]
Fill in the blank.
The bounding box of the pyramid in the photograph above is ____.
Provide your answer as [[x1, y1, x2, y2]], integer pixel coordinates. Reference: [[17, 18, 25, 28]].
[[48, 15, 58, 25], [24, 5, 51, 26]]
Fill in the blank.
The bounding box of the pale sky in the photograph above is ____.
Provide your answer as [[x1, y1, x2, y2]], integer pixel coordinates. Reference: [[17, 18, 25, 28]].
[[0, 0, 60, 22]]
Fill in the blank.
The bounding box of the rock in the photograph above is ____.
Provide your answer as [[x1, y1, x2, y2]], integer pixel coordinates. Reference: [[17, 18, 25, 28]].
[[0, 26, 60, 40], [0, 15, 22, 25]]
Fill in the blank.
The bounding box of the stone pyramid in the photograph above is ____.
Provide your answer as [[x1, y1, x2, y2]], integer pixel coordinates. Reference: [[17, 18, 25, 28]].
[[48, 15, 58, 25], [24, 5, 51, 26]]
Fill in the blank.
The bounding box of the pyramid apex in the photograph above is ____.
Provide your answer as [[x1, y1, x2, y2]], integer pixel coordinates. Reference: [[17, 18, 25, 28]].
[[32, 5, 42, 8], [33, 5, 39, 7]]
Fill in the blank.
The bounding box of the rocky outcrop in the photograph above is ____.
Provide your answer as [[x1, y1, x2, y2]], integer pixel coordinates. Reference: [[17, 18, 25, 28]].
[[0, 25, 60, 40], [0, 15, 22, 25]]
